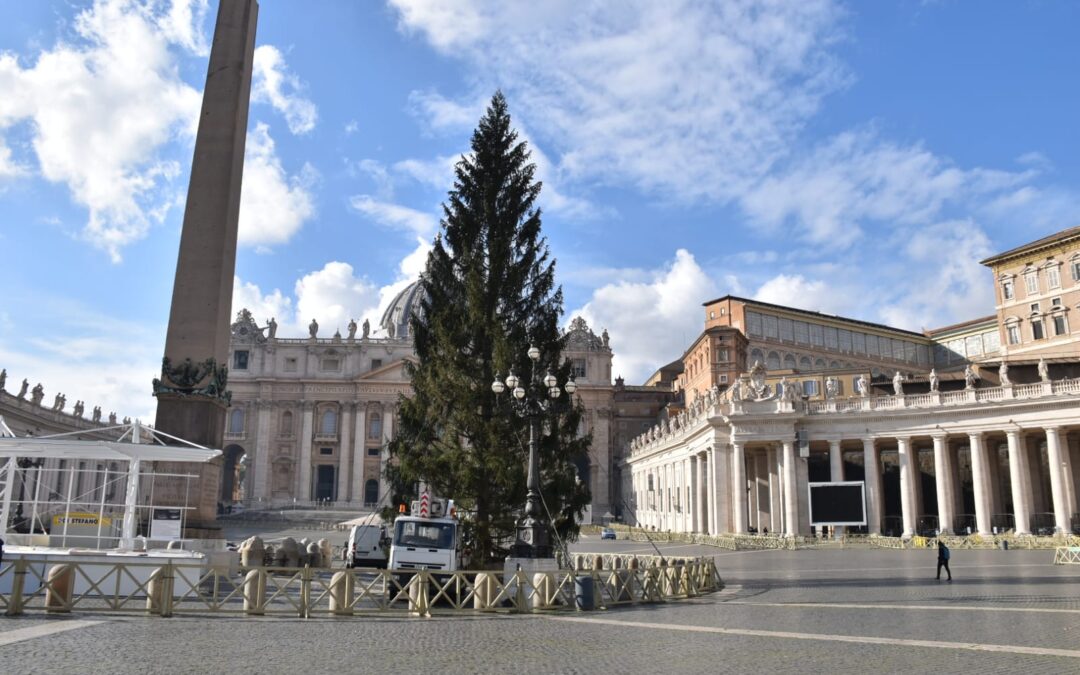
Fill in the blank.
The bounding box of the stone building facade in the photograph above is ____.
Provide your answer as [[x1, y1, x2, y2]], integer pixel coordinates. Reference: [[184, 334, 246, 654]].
[[623, 226, 1080, 537], [227, 284, 616, 520]]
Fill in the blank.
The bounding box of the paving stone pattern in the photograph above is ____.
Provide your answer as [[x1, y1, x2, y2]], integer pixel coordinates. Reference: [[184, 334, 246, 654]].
[[2, 543, 1078, 674]]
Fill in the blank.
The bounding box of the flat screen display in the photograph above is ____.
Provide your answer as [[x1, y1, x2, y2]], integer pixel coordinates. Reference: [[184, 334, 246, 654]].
[[808, 482, 866, 526]]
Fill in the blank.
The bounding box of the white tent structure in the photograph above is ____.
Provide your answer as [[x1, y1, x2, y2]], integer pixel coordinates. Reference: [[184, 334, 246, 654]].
[[0, 417, 221, 549]]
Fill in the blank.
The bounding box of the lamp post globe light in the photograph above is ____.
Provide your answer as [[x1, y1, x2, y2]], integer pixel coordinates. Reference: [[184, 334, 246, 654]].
[[492, 345, 577, 559]]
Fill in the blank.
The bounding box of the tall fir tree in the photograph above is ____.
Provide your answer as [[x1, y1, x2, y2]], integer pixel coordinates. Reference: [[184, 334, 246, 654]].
[[388, 92, 590, 564]]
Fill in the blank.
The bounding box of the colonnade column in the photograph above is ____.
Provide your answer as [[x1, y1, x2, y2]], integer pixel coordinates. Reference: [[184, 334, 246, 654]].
[[298, 402, 314, 501], [732, 441, 747, 534], [698, 453, 709, 533], [931, 434, 954, 534], [828, 439, 844, 537], [1044, 427, 1071, 534], [768, 446, 781, 534], [1006, 430, 1031, 535], [862, 438, 882, 535], [337, 402, 352, 503], [695, 455, 704, 533], [897, 436, 917, 537], [781, 439, 798, 536], [967, 432, 991, 535]]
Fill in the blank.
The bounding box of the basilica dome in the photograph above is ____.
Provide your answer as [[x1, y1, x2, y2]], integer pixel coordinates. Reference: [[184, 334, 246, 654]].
[[380, 279, 425, 339]]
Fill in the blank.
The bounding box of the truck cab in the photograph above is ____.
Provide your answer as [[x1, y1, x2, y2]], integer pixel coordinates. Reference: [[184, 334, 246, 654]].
[[387, 495, 460, 573]]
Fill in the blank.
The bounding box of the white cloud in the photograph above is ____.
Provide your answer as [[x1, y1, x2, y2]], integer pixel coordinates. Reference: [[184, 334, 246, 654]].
[[237, 122, 317, 249], [391, 0, 848, 203], [156, 0, 210, 56], [252, 45, 318, 135], [740, 129, 1036, 248], [0, 0, 208, 262], [569, 249, 718, 383], [393, 155, 458, 191], [349, 195, 437, 237], [753, 274, 854, 316], [232, 276, 293, 327], [0, 138, 24, 179]]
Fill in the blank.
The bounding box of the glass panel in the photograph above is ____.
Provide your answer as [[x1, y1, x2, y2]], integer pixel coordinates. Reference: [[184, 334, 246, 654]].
[[764, 315, 778, 339], [824, 327, 838, 350], [853, 331, 866, 354], [747, 311, 763, 337], [810, 323, 824, 346], [838, 329, 852, 352], [779, 318, 793, 341], [794, 321, 810, 344]]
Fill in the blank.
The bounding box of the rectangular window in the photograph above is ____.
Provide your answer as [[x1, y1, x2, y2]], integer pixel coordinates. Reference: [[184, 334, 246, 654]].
[[320, 358, 340, 371], [824, 327, 838, 350], [367, 447, 379, 456], [1052, 297, 1062, 307], [1072, 260, 1080, 282], [1002, 280, 1014, 300], [572, 359, 587, 378], [233, 350, 249, 370], [852, 331, 866, 354], [982, 331, 1000, 354], [802, 380, 819, 396], [778, 318, 793, 341], [764, 315, 778, 339], [319, 447, 333, 456], [719, 374, 728, 383], [838, 329, 852, 353], [717, 349, 729, 362], [1047, 265, 1061, 288], [1054, 315, 1067, 336], [747, 311, 763, 337], [810, 323, 824, 346], [1032, 319, 1045, 340], [1030, 302, 1040, 313], [794, 321, 810, 344], [370, 358, 382, 370], [284, 357, 298, 372], [1025, 272, 1039, 295], [866, 334, 879, 356]]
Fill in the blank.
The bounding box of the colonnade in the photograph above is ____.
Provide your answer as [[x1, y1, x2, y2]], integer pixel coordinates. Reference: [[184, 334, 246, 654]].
[[630, 425, 1080, 537]]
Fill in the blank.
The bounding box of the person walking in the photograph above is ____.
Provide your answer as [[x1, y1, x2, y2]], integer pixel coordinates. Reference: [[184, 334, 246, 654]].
[[937, 541, 952, 581]]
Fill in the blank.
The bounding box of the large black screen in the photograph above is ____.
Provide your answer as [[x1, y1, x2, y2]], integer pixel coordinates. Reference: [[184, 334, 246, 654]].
[[809, 482, 866, 525]]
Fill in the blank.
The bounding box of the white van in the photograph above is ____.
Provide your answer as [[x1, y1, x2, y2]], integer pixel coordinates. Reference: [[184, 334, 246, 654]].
[[344, 524, 388, 569]]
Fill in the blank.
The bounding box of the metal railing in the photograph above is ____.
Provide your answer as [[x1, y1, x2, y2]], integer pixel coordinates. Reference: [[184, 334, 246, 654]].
[[0, 556, 722, 618]]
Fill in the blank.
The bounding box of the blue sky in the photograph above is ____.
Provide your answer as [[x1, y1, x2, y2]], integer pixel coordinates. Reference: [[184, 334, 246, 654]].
[[1, 0, 1078, 420]]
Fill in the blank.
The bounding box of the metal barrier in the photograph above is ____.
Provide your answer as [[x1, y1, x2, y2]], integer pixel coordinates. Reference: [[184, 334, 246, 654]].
[[0, 556, 721, 618], [1052, 547, 1080, 565]]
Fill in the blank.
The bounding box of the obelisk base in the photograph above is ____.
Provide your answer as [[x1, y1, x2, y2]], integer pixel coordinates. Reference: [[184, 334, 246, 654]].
[[154, 396, 227, 536]]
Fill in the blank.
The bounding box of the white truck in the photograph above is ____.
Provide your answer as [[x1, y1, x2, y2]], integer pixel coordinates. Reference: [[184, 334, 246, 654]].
[[387, 494, 463, 574]]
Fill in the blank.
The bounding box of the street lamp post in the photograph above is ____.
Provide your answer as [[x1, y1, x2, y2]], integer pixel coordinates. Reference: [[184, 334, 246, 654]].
[[492, 345, 577, 559]]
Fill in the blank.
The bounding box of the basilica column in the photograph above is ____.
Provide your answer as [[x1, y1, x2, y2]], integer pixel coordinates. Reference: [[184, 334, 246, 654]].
[[380, 403, 394, 505], [1044, 427, 1071, 534], [931, 434, 954, 534], [351, 403, 366, 505], [732, 441, 747, 534], [967, 432, 991, 535], [298, 402, 314, 501], [897, 436, 917, 537], [782, 439, 798, 536], [1006, 430, 1032, 534], [337, 402, 352, 503], [252, 400, 272, 501], [862, 438, 882, 535]]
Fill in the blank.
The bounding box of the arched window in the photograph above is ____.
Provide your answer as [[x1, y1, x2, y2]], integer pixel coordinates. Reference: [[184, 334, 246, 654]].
[[320, 409, 337, 435], [750, 348, 765, 365], [364, 479, 379, 505], [799, 356, 812, 370], [368, 413, 382, 439], [280, 411, 294, 436], [229, 408, 245, 434], [783, 354, 797, 370], [815, 358, 826, 369], [766, 351, 781, 371]]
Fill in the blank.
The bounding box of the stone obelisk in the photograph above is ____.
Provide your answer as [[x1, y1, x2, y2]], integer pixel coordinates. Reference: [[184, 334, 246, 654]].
[[153, 0, 258, 534]]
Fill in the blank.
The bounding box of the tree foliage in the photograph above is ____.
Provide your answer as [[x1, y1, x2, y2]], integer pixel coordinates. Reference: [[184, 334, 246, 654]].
[[388, 92, 591, 564]]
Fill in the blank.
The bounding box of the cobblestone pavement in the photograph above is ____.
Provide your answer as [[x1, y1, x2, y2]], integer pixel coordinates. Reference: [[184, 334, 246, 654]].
[[2, 542, 1078, 674]]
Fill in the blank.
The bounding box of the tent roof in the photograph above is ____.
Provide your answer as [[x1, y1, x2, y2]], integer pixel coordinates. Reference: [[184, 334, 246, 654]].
[[0, 419, 221, 462]]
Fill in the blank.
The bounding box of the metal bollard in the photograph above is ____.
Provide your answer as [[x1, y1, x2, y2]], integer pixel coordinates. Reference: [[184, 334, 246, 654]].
[[243, 568, 266, 616], [408, 571, 430, 617], [329, 570, 354, 616], [45, 564, 75, 613], [147, 565, 167, 616]]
